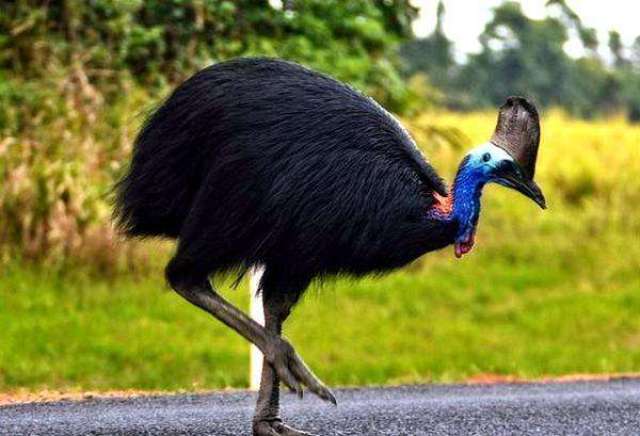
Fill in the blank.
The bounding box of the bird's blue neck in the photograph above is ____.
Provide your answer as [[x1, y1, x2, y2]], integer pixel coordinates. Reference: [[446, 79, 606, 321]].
[[430, 157, 487, 242]]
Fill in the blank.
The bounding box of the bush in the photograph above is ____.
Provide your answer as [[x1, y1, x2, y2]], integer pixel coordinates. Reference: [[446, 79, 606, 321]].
[[0, 1, 428, 271]]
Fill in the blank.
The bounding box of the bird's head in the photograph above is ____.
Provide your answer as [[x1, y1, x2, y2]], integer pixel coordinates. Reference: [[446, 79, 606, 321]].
[[449, 96, 546, 258], [463, 142, 546, 209]]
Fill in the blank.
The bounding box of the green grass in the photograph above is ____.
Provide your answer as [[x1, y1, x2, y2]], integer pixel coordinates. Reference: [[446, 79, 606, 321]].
[[2, 198, 639, 392]]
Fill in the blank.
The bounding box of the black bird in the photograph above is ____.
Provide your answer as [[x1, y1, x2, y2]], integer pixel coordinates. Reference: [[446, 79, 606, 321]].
[[114, 58, 545, 436]]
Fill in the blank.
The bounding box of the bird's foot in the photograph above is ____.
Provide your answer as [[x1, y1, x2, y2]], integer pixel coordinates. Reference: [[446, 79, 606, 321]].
[[253, 418, 317, 436], [264, 336, 337, 405]]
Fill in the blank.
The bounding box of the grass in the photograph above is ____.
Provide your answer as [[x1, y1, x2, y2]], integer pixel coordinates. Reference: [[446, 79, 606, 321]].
[[1, 111, 639, 392], [1, 231, 639, 392]]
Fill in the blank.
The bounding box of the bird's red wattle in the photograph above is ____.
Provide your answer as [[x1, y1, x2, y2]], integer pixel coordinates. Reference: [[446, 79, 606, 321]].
[[431, 192, 475, 258], [454, 231, 475, 259]]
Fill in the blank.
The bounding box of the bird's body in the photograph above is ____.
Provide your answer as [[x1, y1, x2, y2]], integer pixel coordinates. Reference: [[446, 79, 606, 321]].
[[116, 58, 456, 296], [114, 58, 545, 436]]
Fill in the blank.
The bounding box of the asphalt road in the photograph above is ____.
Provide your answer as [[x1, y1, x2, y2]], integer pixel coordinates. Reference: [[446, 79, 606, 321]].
[[3, 379, 640, 435]]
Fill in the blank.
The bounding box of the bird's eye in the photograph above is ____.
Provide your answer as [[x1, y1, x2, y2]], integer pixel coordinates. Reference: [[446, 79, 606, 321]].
[[482, 152, 491, 162]]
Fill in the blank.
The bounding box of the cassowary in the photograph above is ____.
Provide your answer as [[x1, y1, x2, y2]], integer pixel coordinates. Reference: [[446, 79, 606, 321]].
[[114, 57, 545, 436]]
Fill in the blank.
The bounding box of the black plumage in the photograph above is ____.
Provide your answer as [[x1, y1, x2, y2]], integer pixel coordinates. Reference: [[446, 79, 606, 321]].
[[114, 58, 547, 436], [115, 58, 457, 298]]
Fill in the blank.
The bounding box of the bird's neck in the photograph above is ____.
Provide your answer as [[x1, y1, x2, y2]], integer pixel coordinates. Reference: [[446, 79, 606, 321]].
[[430, 161, 486, 241]]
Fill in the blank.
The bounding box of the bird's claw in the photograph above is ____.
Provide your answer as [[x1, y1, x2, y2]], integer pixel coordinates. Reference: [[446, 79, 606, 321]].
[[253, 418, 318, 436], [265, 337, 337, 406]]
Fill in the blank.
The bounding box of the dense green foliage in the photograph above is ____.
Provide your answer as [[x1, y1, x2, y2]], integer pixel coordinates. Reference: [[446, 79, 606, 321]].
[[0, 0, 422, 265], [1, 0, 419, 114], [401, 1, 640, 120]]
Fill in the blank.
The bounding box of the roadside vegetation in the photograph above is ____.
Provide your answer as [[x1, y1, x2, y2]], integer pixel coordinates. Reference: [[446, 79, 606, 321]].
[[2, 111, 639, 392], [1, 1, 639, 394]]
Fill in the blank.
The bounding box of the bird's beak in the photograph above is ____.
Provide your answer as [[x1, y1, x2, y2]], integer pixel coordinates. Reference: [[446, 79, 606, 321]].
[[494, 160, 547, 209]]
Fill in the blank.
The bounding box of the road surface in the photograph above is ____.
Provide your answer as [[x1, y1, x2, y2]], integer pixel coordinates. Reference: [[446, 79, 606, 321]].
[[2, 379, 640, 435]]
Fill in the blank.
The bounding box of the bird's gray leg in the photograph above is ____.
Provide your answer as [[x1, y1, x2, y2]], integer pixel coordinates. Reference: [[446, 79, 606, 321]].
[[170, 280, 335, 404], [253, 293, 319, 436], [173, 280, 270, 349]]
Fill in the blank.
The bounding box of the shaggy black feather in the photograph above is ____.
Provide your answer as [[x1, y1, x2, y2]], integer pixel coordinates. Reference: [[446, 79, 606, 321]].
[[114, 58, 458, 299]]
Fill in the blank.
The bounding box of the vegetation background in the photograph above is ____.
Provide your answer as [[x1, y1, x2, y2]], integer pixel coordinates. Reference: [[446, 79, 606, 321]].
[[1, 1, 639, 394]]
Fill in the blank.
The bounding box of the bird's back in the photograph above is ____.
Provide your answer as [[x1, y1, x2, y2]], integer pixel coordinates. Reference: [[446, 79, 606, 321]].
[[115, 58, 451, 279]]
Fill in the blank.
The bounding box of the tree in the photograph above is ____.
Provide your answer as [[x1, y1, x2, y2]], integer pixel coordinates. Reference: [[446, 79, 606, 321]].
[[630, 36, 640, 67], [546, 0, 598, 55], [0, 0, 420, 113], [608, 31, 627, 68], [399, 0, 640, 120], [399, 1, 454, 100], [457, 2, 572, 109]]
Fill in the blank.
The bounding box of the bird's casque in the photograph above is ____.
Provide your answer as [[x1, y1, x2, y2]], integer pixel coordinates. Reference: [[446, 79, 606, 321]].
[[490, 96, 541, 180]]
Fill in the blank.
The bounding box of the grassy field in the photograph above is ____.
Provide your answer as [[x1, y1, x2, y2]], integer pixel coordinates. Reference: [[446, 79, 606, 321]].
[[1, 111, 639, 393]]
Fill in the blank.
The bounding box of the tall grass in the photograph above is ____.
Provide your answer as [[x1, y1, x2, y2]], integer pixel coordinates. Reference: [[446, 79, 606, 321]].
[[0, 73, 159, 271], [410, 110, 640, 252]]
